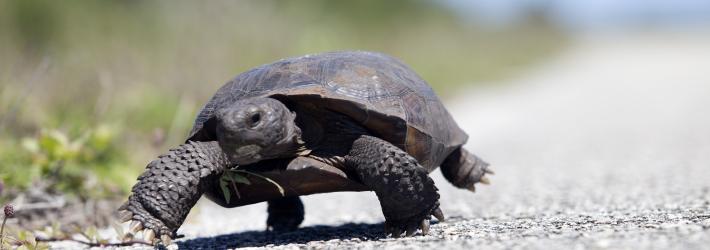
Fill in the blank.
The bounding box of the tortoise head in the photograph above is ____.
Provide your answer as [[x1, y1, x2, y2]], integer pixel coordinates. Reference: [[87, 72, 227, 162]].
[[215, 97, 303, 165]]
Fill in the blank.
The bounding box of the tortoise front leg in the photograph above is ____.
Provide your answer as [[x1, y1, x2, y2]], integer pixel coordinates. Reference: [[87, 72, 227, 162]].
[[345, 135, 444, 237], [118, 141, 229, 244]]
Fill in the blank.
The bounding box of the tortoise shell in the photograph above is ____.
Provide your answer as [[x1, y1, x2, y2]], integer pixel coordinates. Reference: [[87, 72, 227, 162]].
[[189, 51, 467, 169]]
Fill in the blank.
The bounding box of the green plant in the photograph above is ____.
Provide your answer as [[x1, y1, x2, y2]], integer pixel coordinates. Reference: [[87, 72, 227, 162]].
[[0, 213, 153, 248], [219, 169, 285, 204], [10, 231, 49, 250], [0, 124, 129, 199], [1, 204, 49, 250]]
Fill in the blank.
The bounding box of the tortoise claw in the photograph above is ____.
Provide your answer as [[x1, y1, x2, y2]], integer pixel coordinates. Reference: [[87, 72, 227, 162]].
[[466, 184, 476, 193], [160, 234, 173, 246], [129, 220, 143, 234], [143, 229, 156, 243], [484, 168, 495, 175], [121, 233, 134, 242], [118, 210, 133, 222], [479, 176, 491, 185], [421, 219, 430, 235], [385, 218, 432, 238], [432, 208, 445, 222]]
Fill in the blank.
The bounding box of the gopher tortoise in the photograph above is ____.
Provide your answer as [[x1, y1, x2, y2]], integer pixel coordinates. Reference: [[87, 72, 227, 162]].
[[119, 51, 492, 244]]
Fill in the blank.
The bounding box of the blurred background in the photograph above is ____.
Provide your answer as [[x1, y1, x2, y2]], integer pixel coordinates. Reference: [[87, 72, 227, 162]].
[[0, 0, 564, 202], [0, 0, 708, 234]]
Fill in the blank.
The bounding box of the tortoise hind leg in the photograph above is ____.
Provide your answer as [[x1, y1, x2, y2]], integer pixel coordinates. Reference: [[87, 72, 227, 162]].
[[440, 147, 492, 192], [266, 196, 304, 232]]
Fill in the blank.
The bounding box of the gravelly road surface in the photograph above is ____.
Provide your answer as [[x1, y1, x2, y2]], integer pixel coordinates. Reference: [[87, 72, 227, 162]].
[[53, 33, 710, 249]]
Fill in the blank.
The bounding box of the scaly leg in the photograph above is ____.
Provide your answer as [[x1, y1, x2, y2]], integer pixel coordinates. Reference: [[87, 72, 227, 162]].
[[345, 135, 443, 237], [440, 147, 493, 192], [118, 141, 229, 244]]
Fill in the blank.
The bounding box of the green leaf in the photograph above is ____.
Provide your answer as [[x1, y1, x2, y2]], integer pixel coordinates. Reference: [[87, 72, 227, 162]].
[[226, 172, 242, 200], [85, 226, 98, 242], [90, 124, 116, 151], [219, 178, 231, 204], [3, 235, 21, 246], [97, 238, 109, 245], [36, 242, 50, 250], [227, 171, 251, 185], [233, 170, 285, 196], [17, 230, 28, 241], [25, 232, 36, 249], [39, 130, 68, 159], [21, 137, 40, 154]]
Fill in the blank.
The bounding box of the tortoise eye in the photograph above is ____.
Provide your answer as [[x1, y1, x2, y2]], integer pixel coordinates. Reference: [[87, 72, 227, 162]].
[[248, 112, 261, 127]]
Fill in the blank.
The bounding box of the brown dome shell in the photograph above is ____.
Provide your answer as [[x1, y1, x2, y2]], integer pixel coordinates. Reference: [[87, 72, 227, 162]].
[[189, 51, 467, 169]]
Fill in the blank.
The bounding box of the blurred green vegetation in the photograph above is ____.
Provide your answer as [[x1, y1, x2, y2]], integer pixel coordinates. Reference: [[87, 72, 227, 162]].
[[0, 125, 129, 200], [0, 0, 566, 199]]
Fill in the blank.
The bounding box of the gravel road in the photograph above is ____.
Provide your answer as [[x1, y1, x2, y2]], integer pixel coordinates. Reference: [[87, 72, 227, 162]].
[[52, 33, 710, 249]]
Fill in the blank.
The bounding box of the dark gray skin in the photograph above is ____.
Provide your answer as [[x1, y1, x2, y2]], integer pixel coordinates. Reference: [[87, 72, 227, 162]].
[[118, 51, 492, 245]]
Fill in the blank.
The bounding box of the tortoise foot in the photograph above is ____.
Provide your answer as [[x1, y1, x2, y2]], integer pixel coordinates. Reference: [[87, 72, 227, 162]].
[[118, 195, 175, 245], [118, 141, 228, 245], [384, 207, 444, 237], [266, 196, 304, 232]]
